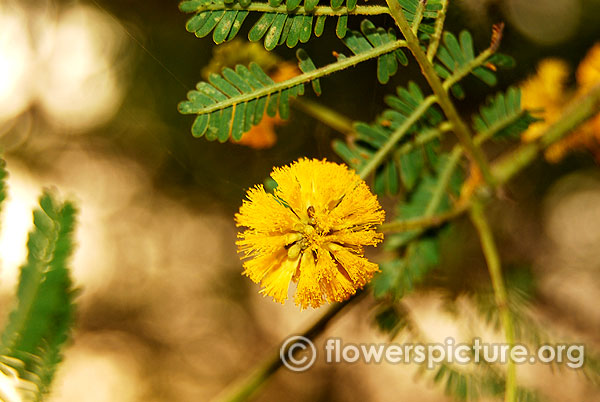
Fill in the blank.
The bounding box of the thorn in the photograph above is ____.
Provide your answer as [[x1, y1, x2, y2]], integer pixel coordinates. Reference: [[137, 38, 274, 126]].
[[332, 51, 340, 59], [484, 62, 497, 72], [490, 22, 505, 52], [380, 119, 392, 127]]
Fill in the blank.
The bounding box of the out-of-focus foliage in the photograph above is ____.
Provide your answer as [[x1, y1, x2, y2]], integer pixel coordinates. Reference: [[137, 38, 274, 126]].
[[0, 159, 77, 402]]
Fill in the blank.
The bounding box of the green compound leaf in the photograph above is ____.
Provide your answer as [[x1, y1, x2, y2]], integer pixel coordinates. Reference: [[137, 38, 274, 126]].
[[0, 190, 78, 399], [433, 30, 515, 97], [372, 235, 440, 300], [432, 363, 541, 402], [396, 0, 444, 35], [181, 0, 360, 11], [384, 152, 463, 249], [472, 87, 540, 140], [180, 0, 365, 50], [179, 63, 307, 141], [334, 81, 444, 196], [399, 147, 424, 190], [342, 20, 408, 85], [296, 48, 321, 95]]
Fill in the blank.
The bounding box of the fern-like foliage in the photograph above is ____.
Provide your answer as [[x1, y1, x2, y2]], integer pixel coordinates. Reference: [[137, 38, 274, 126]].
[[178, 62, 306, 141], [432, 363, 541, 402], [339, 20, 409, 84], [433, 30, 513, 98], [373, 234, 442, 300], [0, 189, 78, 400], [373, 300, 542, 402], [472, 87, 539, 140], [397, 0, 444, 35], [334, 81, 444, 195], [372, 154, 462, 299], [179, 30, 408, 140], [181, 0, 358, 49], [179, 0, 448, 49], [181, 0, 358, 14]]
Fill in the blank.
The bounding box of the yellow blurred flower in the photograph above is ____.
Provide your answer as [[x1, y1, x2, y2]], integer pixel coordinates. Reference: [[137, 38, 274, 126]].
[[232, 115, 279, 149], [545, 44, 600, 162], [520, 59, 570, 143], [235, 159, 385, 309], [545, 114, 600, 162], [576, 43, 600, 93]]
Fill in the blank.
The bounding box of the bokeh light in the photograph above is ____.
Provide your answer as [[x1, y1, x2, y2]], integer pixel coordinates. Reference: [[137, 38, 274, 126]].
[[505, 0, 582, 45], [0, 5, 33, 123], [0, 1, 126, 132]]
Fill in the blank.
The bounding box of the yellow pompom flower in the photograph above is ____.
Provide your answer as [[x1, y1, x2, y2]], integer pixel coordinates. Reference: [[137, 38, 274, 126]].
[[235, 158, 385, 309], [576, 43, 600, 93], [520, 59, 570, 143], [545, 43, 600, 162]]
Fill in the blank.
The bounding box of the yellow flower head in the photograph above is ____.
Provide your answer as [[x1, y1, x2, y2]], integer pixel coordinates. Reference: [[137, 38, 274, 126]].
[[542, 43, 600, 162], [520, 59, 570, 142], [235, 158, 385, 309], [577, 43, 600, 92]]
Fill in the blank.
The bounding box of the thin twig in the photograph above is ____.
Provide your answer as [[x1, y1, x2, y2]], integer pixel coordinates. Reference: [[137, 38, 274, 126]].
[[359, 95, 436, 180], [426, 0, 448, 61], [411, 0, 426, 34], [379, 201, 468, 232], [469, 200, 516, 402]]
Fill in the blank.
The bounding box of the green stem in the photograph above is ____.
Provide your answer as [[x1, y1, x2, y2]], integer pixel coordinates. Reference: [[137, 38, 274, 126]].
[[385, 0, 495, 187], [426, 0, 448, 61], [379, 201, 468, 232], [475, 110, 527, 146], [359, 95, 436, 179], [181, 40, 407, 115], [292, 98, 354, 135], [443, 49, 493, 90], [424, 146, 462, 216], [394, 121, 452, 157], [381, 122, 499, 234], [183, 3, 391, 16], [469, 200, 516, 402], [211, 291, 365, 402]]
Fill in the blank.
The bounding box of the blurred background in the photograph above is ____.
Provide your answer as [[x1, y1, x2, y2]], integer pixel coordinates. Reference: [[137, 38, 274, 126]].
[[0, 0, 599, 400]]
